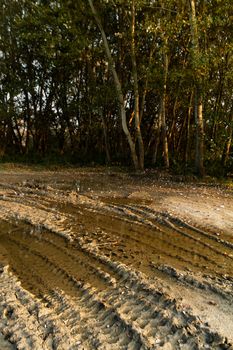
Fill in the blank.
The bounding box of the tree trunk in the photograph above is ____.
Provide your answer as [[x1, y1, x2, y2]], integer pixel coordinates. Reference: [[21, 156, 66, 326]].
[[185, 91, 193, 165], [161, 38, 169, 168], [222, 133, 232, 168], [152, 112, 162, 166], [131, 0, 144, 171], [189, 0, 205, 177], [88, 0, 141, 171], [222, 114, 233, 167], [23, 90, 32, 154], [194, 88, 204, 176], [101, 110, 111, 164]]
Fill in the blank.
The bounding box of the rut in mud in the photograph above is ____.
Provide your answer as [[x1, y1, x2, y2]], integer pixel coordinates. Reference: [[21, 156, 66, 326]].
[[0, 170, 233, 349]]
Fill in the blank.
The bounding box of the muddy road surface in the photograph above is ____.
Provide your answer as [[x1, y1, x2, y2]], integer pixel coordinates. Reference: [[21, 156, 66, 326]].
[[0, 167, 233, 349]]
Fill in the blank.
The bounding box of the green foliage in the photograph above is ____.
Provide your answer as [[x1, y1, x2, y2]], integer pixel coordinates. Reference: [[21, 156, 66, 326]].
[[0, 0, 232, 175]]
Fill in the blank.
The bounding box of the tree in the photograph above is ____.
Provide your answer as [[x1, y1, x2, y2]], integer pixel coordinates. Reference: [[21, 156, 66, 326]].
[[188, 0, 205, 177], [88, 0, 144, 171], [0, 0, 232, 174]]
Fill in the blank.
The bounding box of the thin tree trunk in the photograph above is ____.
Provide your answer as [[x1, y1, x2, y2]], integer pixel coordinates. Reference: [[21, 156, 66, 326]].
[[168, 99, 178, 144], [185, 91, 193, 165], [88, 0, 140, 171], [161, 38, 169, 168], [176, 114, 187, 154], [13, 116, 24, 154], [131, 0, 144, 171], [168, 49, 190, 144], [139, 45, 155, 123], [152, 111, 162, 165], [222, 133, 232, 167], [23, 90, 32, 154], [222, 114, 233, 167], [194, 88, 204, 176], [101, 110, 111, 164], [189, 0, 205, 177], [9, 96, 24, 154]]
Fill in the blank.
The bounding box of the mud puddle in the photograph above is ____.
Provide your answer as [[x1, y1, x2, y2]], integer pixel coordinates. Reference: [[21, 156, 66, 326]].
[[0, 220, 117, 299]]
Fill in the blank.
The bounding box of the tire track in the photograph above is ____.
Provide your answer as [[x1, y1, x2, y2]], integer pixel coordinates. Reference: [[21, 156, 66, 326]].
[[13, 186, 233, 277], [59, 202, 233, 277], [0, 182, 233, 349]]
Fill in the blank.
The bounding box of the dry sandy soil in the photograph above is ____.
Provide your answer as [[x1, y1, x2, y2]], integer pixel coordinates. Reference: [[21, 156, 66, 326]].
[[0, 166, 233, 350]]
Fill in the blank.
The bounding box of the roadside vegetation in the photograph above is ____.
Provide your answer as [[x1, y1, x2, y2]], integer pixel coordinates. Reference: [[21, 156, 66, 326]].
[[0, 0, 232, 176]]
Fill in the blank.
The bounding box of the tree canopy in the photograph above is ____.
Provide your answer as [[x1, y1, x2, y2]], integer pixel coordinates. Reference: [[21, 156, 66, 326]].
[[0, 0, 232, 175]]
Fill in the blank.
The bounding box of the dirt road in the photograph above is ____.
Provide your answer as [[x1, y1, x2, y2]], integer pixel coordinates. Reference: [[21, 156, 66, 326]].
[[0, 167, 232, 349]]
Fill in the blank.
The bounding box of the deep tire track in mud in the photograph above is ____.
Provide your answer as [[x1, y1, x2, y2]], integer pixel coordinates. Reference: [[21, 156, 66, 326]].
[[0, 175, 233, 349], [58, 199, 233, 278]]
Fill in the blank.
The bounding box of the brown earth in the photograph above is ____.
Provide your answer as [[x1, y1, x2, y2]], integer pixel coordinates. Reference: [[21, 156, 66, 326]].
[[0, 166, 233, 350]]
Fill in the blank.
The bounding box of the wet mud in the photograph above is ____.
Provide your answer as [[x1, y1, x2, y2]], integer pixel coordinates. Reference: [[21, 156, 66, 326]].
[[0, 169, 233, 349]]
